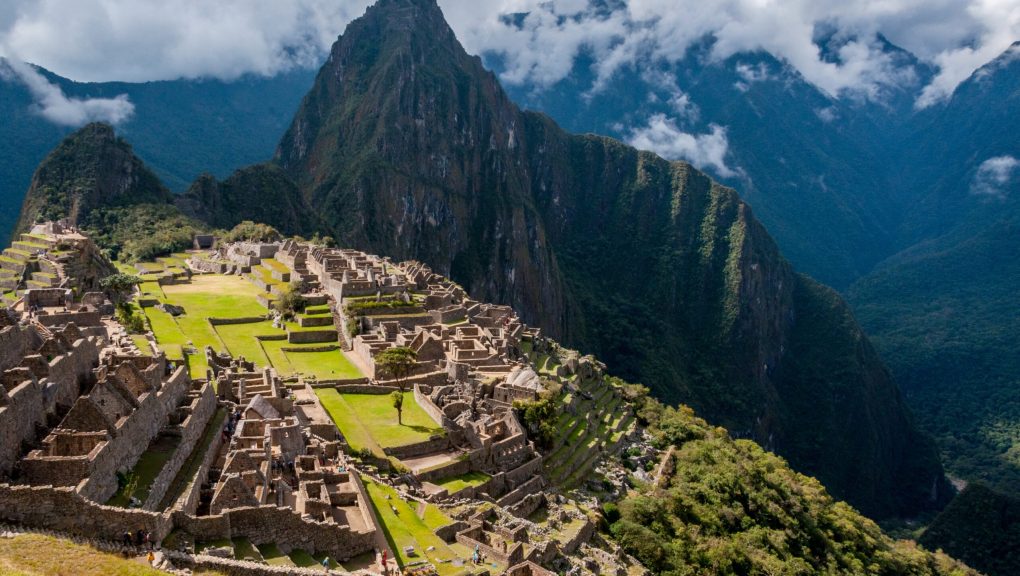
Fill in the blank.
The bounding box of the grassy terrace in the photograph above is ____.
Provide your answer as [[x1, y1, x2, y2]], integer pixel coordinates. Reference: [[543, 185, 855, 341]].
[[0, 533, 227, 576], [316, 390, 444, 457], [128, 266, 362, 381], [542, 377, 633, 488], [363, 479, 479, 575], [433, 470, 490, 493]]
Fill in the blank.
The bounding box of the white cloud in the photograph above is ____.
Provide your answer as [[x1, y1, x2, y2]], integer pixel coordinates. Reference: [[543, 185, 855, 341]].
[[971, 155, 1019, 198], [0, 0, 1016, 107], [734, 61, 771, 92], [0, 0, 371, 82], [443, 0, 1019, 106], [626, 114, 737, 178], [0, 59, 133, 126]]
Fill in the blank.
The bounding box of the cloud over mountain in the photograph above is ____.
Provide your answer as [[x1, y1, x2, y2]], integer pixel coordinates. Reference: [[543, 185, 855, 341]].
[[0, 59, 133, 126], [0, 0, 1016, 106]]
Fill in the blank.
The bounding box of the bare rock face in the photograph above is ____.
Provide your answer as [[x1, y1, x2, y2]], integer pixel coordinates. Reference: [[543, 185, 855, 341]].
[[268, 0, 949, 518]]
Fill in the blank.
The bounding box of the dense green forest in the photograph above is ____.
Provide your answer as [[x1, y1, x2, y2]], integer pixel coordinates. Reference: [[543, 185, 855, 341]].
[[609, 388, 975, 575]]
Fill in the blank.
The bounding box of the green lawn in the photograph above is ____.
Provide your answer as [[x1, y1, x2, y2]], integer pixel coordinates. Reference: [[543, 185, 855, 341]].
[[283, 348, 362, 380], [161, 275, 265, 318], [316, 390, 444, 455], [261, 258, 290, 274], [363, 478, 473, 575], [232, 538, 262, 562], [291, 549, 330, 571], [129, 335, 152, 355], [433, 471, 491, 493], [132, 271, 355, 381], [214, 321, 279, 367]]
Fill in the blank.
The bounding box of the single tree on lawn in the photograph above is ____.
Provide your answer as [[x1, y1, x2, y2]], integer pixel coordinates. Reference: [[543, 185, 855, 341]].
[[99, 273, 143, 305], [376, 346, 417, 392], [391, 390, 404, 425]]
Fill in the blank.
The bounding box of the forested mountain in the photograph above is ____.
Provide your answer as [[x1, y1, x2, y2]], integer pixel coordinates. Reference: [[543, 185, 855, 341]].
[[0, 59, 314, 242], [262, 0, 946, 518], [492, 26, 1020, 497]]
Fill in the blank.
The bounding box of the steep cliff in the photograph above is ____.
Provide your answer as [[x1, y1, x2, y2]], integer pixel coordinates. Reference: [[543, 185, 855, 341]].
[[267, 0, 947, 517]]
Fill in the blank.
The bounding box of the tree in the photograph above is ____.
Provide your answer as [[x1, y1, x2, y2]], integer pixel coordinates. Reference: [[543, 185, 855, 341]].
[[222, 221, 281, 243], [391, 390, 404, 425], [99, 273, 142, 304], [274, 280, 308, 320], [375, 346, 417, 391]]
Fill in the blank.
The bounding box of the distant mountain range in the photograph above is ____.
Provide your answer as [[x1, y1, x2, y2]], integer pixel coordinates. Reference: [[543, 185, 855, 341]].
[[497, 37, 1020, 496]]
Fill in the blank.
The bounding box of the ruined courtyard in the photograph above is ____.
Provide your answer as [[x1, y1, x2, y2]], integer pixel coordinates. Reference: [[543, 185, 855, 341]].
[[0, 222, 649, 576]]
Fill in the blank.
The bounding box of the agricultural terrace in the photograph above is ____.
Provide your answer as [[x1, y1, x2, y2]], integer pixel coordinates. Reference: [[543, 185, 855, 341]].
[[132, 260, 362, 381], [316, 390, 445, 457], [363, 479, 487, 575]]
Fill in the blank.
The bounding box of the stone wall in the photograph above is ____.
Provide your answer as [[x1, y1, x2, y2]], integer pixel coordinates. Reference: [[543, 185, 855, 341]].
[[174, 505, 375, 561], [413, 383, 451, 428], [0, 335, 100, 478], [456, 525, 525, 565], [0, 324, 40, 372], [174, 415, 227, 515], [287, 330, 337, 344], [35, 311, 102, 327], [382, 435, 452, 460], [332, 383, 390, 394], [417, 457, 471, 484], [496, 475, 545, 506], [78, 366, 192, 503], [208, 317, 268, 326], [0, 483, 171, 541], [144, 383, 217, 510]]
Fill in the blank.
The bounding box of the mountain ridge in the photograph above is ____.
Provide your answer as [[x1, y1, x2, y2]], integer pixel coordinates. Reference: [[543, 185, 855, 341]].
[[263, 0, 948, 518]]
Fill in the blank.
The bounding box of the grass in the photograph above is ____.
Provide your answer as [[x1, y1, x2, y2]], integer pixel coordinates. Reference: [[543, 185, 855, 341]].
[[161, 275, 266, 318], [363, 478, 474, 575], [214, 321, 277, 367], [257, 543, 295, 567], [291, 549, 331, 570], [433, 471, 491, 493], [107, 434, 180, 507], [129, 335, 152, 355], [131, 269, 356, 380], [0, 533, 227, 576], [317, 390, 444, 454], [232, 538, 262, 562], [282, 348, 362, 380], [316, 389, 384, 457]]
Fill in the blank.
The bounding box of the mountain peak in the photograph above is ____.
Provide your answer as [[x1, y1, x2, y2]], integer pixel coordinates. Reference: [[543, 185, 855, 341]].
[[271, 0, 949, 518], [15, 121, 172, 232]]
